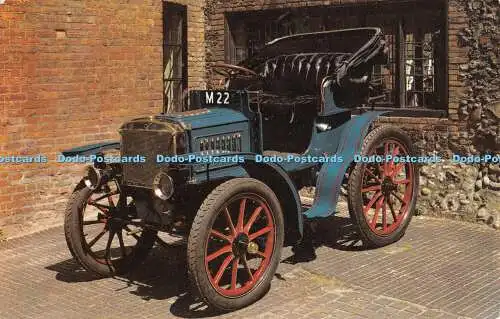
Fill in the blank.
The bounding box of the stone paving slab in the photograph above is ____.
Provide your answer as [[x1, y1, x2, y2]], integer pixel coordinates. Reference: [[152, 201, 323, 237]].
[[0, 216, 498, 319]]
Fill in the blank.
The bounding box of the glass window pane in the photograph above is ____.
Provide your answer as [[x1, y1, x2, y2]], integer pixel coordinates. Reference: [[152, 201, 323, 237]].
[[164, 80, 184, 113], [164, 3, 187, 112]]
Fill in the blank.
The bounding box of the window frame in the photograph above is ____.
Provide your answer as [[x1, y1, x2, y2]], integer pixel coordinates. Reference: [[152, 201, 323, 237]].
[[224, 1, 448, 118], [163, 2, 188, 113]]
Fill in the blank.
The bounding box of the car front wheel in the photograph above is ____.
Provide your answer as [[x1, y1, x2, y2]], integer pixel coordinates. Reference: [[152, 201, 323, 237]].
[[187, 178, 284, 311]]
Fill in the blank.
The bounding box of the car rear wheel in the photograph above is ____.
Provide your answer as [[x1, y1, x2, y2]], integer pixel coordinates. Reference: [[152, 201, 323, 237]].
[[64, 179, 156, 277], [347, 126, 419, 248], [187, 178, 284, 311]]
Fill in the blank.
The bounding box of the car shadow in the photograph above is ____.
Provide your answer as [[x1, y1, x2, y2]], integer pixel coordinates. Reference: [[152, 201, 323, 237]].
[[45, 244, 226, 318], [282, 214, 367, 264], [45, 215, 367, 317]]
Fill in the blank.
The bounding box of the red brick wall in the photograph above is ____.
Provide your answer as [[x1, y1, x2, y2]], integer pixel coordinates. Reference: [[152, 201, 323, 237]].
[[0, 0, 206, 237], [447, 1, 469, 122], [177, 0, 207, 90]]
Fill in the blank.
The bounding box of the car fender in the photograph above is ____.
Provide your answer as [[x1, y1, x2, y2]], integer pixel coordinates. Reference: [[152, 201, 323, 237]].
[[241, 155, 303, 245], [180, 153, 303, 245], [61, 141, 121, 157], [304, 111, 388, 218]]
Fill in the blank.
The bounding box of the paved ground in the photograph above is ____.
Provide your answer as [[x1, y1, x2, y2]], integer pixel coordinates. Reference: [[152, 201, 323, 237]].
[[0, 215, 498, 319]]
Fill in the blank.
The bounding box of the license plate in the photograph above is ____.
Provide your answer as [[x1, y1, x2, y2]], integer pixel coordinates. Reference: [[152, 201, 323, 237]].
[[190, 90, 245, 107]]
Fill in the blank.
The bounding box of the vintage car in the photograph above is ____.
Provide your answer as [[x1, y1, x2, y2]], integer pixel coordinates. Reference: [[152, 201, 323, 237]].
[[62, 27, 418, 311]]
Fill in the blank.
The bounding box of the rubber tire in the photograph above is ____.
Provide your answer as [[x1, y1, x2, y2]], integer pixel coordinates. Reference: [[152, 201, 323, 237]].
[[347, 125, 419, 248], [187, 178, 284, 311], [64, 180, 157, 277]]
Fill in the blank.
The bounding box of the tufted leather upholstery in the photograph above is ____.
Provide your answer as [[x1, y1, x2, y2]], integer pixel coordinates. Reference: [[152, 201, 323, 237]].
[[258, 52, 352, 95]]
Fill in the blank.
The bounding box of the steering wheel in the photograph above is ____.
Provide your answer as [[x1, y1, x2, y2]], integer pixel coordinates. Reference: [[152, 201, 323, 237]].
[[211, 63, 259, 80]]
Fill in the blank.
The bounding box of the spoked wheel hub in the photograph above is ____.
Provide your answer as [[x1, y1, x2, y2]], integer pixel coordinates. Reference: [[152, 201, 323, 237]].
[[231, 233, 260, 257], [232, 233, 249, 257], [381, 177, 398, 194], [106, 216, 127, 232]]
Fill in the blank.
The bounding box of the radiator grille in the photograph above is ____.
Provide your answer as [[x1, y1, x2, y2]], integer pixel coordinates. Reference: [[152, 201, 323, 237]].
[[198, 133, 242, 153], [120, 130, 174, 187]]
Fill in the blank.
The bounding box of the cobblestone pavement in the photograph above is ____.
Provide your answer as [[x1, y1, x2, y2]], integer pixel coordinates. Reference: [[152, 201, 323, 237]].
[[0, 216, 498, 319]]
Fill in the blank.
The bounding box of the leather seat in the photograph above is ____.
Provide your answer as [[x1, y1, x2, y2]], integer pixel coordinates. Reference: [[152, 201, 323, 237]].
[[259, 52, 352, 94]]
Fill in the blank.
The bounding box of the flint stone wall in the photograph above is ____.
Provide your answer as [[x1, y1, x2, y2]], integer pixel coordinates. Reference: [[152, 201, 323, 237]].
[[416, 0, 499, 229], [418, 161, 499, 229]]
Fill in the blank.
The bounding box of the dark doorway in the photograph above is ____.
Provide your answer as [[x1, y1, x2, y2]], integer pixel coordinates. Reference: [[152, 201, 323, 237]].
[[163, 2, 188, 113]]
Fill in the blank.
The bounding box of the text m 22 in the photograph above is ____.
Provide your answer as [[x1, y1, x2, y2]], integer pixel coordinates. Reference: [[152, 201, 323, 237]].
[[205, 91, 230, 105]]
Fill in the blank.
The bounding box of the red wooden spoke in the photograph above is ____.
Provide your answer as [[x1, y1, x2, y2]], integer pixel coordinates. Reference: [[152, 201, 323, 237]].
[[244, 206, 263, 233], [242, 256, 254, 280], [387, 196, 398, 221], [206, 245, 232, 262], [249, 226, 273, 241], [88, 202, 110, 212], [392, 163, 405, 177], [384, 142, 390, 173], [213, 255, 234, 285], [236, 198, 246, 231], [108, 195, 115, 208], [210, 229, 232, 242], [391, 145, 400, 158], [88, 230, 107, 248], [365, 167, 381, 182], [376, 163, 385, 178], [382, 198, 388, 232], [391, 192, 406, 205], [401, 190, 412, 211], [223, 207, 236, 236], [362, 184, 381, 193], [231, 258, 239, 289], [370, 196, 384, 229], [363, 192, 383, 215], [389, 145, 400, 174]]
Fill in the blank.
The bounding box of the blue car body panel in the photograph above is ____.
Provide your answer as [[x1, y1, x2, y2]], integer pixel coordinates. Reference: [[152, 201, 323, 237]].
[[61, 141, 120, 157], [304, 111, 388, 218], [161, 108, 249, 130]]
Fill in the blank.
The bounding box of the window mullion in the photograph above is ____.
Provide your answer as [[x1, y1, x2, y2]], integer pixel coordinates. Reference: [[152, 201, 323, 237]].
[[396, 18, 406, 108]]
